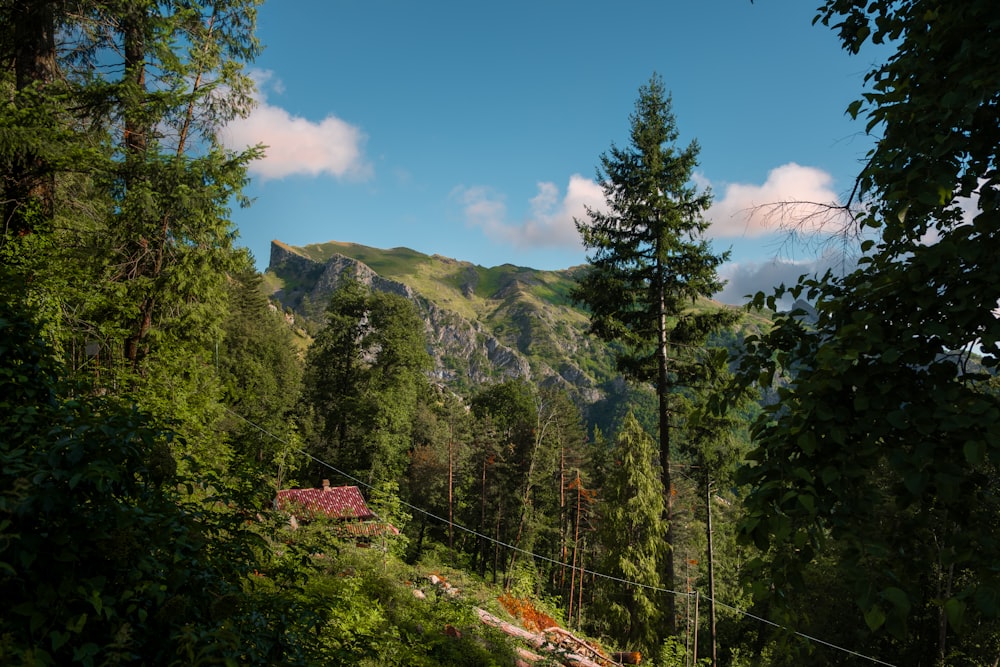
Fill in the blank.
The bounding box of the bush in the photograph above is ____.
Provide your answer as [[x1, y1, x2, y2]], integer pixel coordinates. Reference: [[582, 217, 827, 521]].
[[0, 309, 308, 666]]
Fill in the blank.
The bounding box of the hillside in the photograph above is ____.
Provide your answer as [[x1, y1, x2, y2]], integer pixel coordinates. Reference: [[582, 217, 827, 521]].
[[264, 240, 766, 406]]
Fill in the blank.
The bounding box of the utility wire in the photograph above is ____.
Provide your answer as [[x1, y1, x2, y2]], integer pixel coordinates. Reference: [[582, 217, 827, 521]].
[[225, 407, 897, 667]]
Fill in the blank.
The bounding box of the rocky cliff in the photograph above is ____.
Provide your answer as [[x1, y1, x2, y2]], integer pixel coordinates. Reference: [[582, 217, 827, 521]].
[[265, 240, 608, 400]]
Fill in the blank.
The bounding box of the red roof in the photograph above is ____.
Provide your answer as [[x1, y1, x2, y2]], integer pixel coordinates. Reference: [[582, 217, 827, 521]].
[[335, 521, 401, 537], [275, 485, 376, 521]]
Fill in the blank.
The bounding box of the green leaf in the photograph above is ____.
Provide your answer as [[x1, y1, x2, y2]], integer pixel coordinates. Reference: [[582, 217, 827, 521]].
[[963, 440, 985, 465], [882, 586, 911, 617], [30, 611, 45, 634], [886, 410, 907, 429], [944, 597, 966, 633], [864, 605, 886, 631], [902, 470, 926, 496], [66, 612, 87, 634], [51, 630, 70, 651], [798, 431, 818, 454], [846, 99, 864, 120], [792, 467, 813, 483]]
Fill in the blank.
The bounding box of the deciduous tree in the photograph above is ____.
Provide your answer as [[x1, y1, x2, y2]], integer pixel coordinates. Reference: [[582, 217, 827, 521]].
[[738, 1, 1000, 661], [301, 279, 431, 485]]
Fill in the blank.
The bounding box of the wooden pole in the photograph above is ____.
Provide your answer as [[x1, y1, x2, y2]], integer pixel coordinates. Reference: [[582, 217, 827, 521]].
[[692, 590, 700, 665], [568, 471, 581, 624], [577, 537, 585, 628], [448, 419, 454, 560], [685, 559, 692, 667]]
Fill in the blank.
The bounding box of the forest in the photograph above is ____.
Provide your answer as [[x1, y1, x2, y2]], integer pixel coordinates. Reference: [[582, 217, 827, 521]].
[[2, 1, 998, 666]]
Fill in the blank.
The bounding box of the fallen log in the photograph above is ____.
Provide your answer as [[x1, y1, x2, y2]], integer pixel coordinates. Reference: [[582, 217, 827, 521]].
[[476, 608, 619, 667]]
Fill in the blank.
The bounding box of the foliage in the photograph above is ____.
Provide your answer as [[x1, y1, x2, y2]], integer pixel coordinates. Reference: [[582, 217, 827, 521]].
[[0, 306, 312, 666], [737, 0, 1000, 662], [270, 534, 520, 667], [570, 73, 733, 386], [0, 0, 264, 444], [657, 634, 711, 667], [405, 384, 473, 562], [301, 279, 432, 485], [572, 72, 739, 635], [369, 480, 412, 558], [592, 413, 666, 658], [217, 261, 304, 474]]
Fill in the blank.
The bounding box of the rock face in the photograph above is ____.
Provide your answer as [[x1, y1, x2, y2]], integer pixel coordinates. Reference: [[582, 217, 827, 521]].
[[264, 239, 756, 421], [267, 241, 543, 390]]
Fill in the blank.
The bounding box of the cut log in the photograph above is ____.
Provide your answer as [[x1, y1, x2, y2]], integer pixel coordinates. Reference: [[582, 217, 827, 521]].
[[476, 608, 618, 667]]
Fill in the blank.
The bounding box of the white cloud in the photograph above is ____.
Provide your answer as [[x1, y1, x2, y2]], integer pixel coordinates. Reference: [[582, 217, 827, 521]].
[[455, 174, 605, 249], [707, 163, 844, 238], [715, 249, 853, 306], [220, 71, 372, 181]]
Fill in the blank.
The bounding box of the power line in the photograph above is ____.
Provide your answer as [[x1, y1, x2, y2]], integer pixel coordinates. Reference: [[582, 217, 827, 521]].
[[224, 407, 897, 667]]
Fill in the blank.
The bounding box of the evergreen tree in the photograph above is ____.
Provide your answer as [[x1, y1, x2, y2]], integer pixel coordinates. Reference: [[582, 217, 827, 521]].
[[0, 300, 312, 666], [405, 384, 472, 561], [593, 412, 666, 658], [677, 348, 755, 666], [217, 260, 304, 475], [0, 1, 264, 468], [572, 73, 736, 633], [94, 0, 262, 372], [467, 380, 537, 583], [504, 386, 587, 592]]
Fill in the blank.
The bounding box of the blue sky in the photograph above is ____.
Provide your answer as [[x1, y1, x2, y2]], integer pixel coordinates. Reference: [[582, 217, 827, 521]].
[[222, 0, 884, 305]]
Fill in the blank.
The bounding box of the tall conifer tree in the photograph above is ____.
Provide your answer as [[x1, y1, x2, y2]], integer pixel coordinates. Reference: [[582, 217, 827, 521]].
[[572, 74, 736, 634], [594, 412, 666, 657]]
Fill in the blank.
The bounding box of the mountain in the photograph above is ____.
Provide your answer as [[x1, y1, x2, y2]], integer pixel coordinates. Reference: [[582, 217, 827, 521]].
[[263, 239, 759, 407]]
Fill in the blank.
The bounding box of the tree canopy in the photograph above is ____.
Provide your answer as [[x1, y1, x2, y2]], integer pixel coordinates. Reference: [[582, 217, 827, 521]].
[[737, 1, 1000, 662], [301, 279, 432, 485]]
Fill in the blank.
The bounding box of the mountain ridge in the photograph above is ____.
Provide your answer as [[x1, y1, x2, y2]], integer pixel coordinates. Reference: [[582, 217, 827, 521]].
[[264, 239, 758, 405]]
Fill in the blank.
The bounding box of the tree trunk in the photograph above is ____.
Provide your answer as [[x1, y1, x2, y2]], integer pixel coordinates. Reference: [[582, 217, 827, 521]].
[[692, 590, 700, 664], [559, 445, 567, 590], [657, 262, 676, 636], [568, 470, 582, 625], [122, 10, 147, 157], [121, 8, 149, 367], [6, 0, 58, 233], [706, 472, 718, 667], [577, 539, 586, 627], [477, 455, 488, 577]]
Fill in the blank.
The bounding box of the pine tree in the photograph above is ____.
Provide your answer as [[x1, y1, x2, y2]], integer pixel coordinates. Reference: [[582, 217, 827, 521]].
[[217, 260, 304, 472], [594, 412, 666, 657], [468, 380, 537, 583], [1, 1, 265, 460], [405, 384, 472, 561], [572, 73, 737, 633]]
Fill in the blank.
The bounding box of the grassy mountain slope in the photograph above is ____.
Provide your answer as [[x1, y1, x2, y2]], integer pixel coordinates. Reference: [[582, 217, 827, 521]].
[[264, 239, 765, 407]]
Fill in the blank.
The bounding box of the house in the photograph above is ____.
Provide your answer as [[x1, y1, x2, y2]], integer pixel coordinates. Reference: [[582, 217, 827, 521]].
[[275, 479, 399, 539]]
